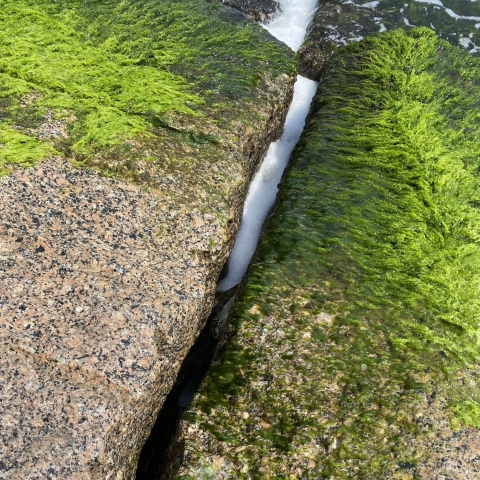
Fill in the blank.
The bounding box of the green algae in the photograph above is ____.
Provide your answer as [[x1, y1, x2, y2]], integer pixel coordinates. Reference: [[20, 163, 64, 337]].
[[0, 124, 57, 176], [451, 399, 480, 429], [0, 0, 199, 168], [179, 29, 480, 478], [0, 0, 294, 175]]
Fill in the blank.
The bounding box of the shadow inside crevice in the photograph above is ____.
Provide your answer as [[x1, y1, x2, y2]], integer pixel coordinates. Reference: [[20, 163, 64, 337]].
[[135, 285, 238, 480]]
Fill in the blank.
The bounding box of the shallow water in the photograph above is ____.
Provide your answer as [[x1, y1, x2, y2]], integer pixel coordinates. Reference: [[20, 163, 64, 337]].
[[218, 0, 319, 291], [217, 75, 317, 291]]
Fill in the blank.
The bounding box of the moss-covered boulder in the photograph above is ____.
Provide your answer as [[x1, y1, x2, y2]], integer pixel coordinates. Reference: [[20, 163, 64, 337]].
[[177, 29, 480, 478], [299, 0, 480, 80], [0, 1, 295, 478]]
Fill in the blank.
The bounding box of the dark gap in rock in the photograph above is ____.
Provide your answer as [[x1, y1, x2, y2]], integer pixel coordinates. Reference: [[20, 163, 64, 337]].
[[135, 285, 238, 480]]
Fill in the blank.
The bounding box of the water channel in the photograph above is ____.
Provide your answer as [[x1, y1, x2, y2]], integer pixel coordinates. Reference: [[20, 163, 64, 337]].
[[135, 1, 319, 478], [218, 0, 318, 292]]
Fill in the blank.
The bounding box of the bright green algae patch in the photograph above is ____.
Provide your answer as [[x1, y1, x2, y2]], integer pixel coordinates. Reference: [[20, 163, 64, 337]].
[[179, 29, 480, 478], [451, 399, 480, 429], [0, 0, 294, 179], [0, 125, 56, 175]]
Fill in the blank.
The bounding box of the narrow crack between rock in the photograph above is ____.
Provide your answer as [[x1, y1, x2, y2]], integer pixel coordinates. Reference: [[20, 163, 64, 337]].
[[136, 1, 318, 478]]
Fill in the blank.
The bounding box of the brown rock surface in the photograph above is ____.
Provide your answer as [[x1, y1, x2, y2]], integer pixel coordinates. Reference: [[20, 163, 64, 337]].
[[0, 65, 292, 477], [0, 159, 222, 478], [0, 2, 296, 477]]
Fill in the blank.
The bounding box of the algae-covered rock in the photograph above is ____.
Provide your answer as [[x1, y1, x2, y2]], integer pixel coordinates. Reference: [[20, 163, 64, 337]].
[[0, 0, 295, 478], [177, 29, 480, 478], [217, 0, 280, 21], [299, 0, 480, 80]]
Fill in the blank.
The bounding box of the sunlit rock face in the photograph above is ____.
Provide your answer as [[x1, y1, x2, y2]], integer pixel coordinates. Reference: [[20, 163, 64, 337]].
[[0, 0, 295, 478], [299, 0, 480, 79], [177, 29, 480, 479]]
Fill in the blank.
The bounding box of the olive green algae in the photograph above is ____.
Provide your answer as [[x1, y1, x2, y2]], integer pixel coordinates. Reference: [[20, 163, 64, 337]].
[[178, 29, 480, 478], [0, 0, 294, 215]]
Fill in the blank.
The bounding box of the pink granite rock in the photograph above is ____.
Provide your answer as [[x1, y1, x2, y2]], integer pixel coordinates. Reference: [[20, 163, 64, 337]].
[[0, 159, 222, 478], [0, 75, 292, 477], [0, 0, 295, 476]]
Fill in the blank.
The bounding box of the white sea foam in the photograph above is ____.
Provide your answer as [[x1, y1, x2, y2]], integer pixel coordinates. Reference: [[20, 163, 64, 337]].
[[361, 1, 380, 8], [413, 0, 480, 22], [217, 0, 319, 292], [343, 0, 380, 9], [445, 7, 480, 21], [414, 0, 444, 6], [262, 0, 318, 51], [218, 76, 318, 291]]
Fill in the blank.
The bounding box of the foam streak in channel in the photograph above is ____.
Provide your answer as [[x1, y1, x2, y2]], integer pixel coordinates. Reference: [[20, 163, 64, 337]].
[[217, 75, 318, 292]]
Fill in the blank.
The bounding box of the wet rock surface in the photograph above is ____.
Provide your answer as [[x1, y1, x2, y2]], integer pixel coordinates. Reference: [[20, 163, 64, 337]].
[[217, 0, 280, 21], [298, 0, 480, 80], [0, 0, 295, 478], [177, 29, 480, 478]]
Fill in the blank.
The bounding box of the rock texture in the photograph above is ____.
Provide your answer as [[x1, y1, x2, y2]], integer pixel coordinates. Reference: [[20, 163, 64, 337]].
[[177, 29, 480, 479], [217, 0, 279, 21], [0, 159, 225, 479], [298, 0, 480, 80], [0, 0, 295, 478]]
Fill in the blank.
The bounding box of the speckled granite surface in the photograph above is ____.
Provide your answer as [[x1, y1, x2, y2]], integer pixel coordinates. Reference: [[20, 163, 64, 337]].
[[0, 159, 224, 478], [0, 64, 294, 476]]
